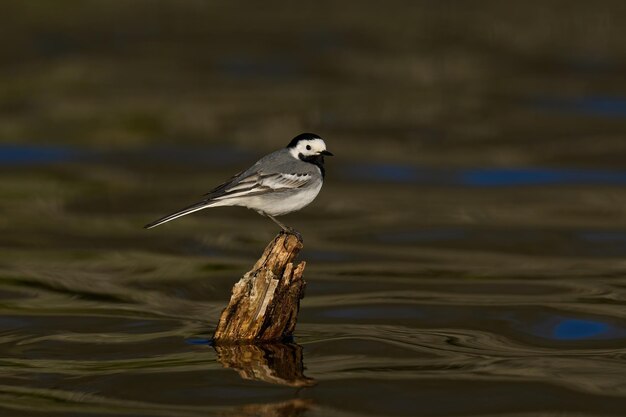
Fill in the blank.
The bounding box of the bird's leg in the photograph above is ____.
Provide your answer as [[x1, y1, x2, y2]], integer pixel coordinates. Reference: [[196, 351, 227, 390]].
[[265, 213, 288, 231], [263, 213, 302, 241]]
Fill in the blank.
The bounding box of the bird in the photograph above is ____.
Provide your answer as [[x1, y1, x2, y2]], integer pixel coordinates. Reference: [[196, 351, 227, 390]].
[[144, 133, 333, 235]]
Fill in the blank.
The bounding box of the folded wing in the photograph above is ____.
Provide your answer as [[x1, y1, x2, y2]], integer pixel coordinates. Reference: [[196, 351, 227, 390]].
[[145, 172, 313, 229], [211, 172, 313, 200]]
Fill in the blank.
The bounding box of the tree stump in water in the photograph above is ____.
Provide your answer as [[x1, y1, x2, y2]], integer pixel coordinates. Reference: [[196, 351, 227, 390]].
[[213, 232, 306, 342]]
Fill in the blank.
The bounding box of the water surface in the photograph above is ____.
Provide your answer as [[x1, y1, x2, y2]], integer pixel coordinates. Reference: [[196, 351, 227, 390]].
[[1, 2, 626, 416]]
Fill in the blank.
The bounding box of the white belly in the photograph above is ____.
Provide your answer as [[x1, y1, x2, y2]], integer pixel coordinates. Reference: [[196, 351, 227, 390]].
[[216, 181, 323, 216]]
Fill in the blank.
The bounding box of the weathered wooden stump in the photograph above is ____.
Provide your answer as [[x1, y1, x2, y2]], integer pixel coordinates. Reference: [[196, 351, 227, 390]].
[[213, 232, 306, 342]]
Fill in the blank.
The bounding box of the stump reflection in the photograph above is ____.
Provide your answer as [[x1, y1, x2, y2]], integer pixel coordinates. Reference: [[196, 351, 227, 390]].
[[228, 398, 314, 417], [214, 342, 316, 387]]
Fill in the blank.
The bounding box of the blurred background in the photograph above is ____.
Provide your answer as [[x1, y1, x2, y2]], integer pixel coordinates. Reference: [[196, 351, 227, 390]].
[[1, 1, 626, 416]]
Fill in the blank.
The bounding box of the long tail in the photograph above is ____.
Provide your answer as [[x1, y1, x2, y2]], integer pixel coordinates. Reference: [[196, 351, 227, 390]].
[[144, 200, 215, 229]]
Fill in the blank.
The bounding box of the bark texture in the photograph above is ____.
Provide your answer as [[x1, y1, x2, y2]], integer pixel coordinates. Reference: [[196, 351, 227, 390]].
[[213, 232, 306, 342]]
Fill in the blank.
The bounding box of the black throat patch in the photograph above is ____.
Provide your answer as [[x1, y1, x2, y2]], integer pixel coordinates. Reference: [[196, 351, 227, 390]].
[[298, 153, 325, 178]]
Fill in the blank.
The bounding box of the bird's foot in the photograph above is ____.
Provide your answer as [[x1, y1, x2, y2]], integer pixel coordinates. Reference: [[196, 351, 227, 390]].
[[281, 227, 303, 242]]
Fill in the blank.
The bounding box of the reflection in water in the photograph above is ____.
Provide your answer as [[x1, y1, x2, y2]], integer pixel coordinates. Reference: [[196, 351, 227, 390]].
[[531, 316, 626, 341], [0, 144, 79, 165], [342, 164, 626, 187], [553, 319, 610, 340], [534, 95, 626, 117], [214, 343, 316, 387], [228, 399, 314, 417], [460, 168, 626, 187]]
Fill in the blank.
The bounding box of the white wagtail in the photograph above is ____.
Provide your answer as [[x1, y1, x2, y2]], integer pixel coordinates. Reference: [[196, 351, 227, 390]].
[[144, 133, 333, 233]]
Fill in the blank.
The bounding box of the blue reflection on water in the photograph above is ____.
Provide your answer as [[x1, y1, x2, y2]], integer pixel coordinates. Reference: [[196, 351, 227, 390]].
[[530, 316, 626, 341], [579, 231, 626, 243], [343, 163, 626, 187], [342, 163, 419, 183], [535, 95, 626, 117], [553, 319, 610, 340], [0, 144, 78, 165], [185, 337, 213, 346], [460, 168, 626, 187]]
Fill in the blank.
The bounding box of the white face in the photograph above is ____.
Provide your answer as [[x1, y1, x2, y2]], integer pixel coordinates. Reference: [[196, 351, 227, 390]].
[[289, 138, 329, 158]]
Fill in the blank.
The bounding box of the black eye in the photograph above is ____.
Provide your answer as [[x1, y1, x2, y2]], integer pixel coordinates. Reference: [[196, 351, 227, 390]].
[[306, 145, 311, 150]]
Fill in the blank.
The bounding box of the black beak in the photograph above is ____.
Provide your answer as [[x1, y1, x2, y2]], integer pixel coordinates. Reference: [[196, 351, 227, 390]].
[[320, 150, 334, 156]]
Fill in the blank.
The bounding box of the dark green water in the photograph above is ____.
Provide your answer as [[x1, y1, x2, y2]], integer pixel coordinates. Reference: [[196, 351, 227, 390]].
[[1, 2, 626, 416]]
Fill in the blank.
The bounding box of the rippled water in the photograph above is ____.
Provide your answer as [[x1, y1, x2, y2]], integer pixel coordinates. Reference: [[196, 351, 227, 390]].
[[2, 2, 626, 416], [2, 142, 625, 417]]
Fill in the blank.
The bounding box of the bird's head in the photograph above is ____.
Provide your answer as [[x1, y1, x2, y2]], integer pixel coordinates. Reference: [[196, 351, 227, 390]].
[[287, 133, 334, 159]]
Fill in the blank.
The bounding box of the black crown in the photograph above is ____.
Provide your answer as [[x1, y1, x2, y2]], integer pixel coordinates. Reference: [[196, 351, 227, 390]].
[[286, 133, 321, 148]]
